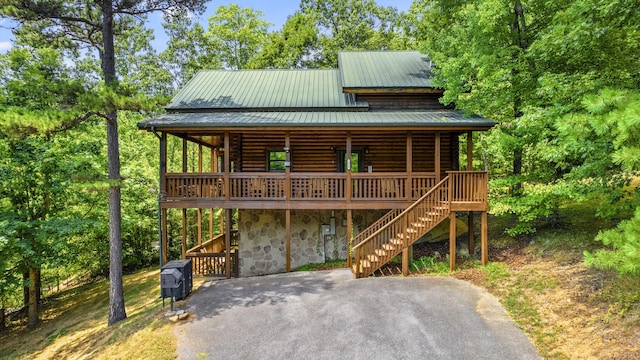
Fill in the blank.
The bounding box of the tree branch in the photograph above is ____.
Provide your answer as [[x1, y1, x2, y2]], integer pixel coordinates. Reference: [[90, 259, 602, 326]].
[[45, 111, 105, 136]]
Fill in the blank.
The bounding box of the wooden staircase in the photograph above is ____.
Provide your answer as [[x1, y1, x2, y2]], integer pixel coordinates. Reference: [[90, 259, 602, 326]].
[[351, 176, 453, 278]]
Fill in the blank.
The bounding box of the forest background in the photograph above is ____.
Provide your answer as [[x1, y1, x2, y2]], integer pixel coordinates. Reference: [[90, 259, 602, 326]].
[[0, 0, 639, 330]]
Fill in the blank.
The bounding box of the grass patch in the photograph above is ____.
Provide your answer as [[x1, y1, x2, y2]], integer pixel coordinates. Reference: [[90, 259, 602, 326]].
[[410, 255, 451, 274], [295, 259, 347, 271], [0, 268, 177, 360]]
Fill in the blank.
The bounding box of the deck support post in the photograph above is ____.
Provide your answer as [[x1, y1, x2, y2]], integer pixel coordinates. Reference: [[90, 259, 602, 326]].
[[402, 248, 409, 277], [286, 209, 291, 272], [468, 212, 475, 256], [346, 133, 352, 202], [181, 209, 187, 260], [197, 145, 203, 245], [466, 132, 474, 256], [481, 211, 488, 265], [449, 211, 456, 271], [161, 208, 168, 266], [225, 208, 232, 279], [406, 133, 414, 269], [159, 132, 167, 266], [181, 137, 188, 260], [406, 132, 413, 200], [347, 209, 353, 268]]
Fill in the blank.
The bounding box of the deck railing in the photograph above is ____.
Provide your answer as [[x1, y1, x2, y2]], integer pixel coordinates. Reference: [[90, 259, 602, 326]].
[[164, 172, 438, 202], [186, 250, 238, 277]]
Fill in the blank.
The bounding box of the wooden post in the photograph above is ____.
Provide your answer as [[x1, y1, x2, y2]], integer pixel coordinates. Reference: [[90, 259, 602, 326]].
[[406, 132, 414, 271], [406, 132, 413, 200], [212, 148, 219, 172], [160, 133, 167, 198], [161, 208, 168, 265], [435, 132, 441, 182], [182, 138, 187, 173], [467, 131, 475, 256], [468, 212, 475, 256], [449, 211, 456, 271], [466, 131, 473, 170], [286, 209, 291, 272], [225, 209, 232, 279], [181, 209, 187, 259], [197, 145, 202, 245], [285, 133, 291, 202], [210, 147, 215, 240], [481, 211, 488, 265], [347, 209, 353, 268], [224, 132, 230, 202], [346, 133, 352, 202], [160, 133, 167, 265]]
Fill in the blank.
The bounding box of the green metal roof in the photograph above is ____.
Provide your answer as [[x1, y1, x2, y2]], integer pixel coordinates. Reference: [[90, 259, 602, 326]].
[[338, 51, 434, 91], [138, 110, 495, 129], [166, 69, 367, 111]]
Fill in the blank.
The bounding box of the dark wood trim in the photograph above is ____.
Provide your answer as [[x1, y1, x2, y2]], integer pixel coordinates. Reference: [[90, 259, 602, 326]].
[[468, 212, 474, 256], [171, 133, 219, 149], [142, 125, 496, 133], [342, 87, 444, 94]]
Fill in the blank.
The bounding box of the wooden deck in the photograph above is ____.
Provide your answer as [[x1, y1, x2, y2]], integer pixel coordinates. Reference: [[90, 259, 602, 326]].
[[161, 171, 487, 211]]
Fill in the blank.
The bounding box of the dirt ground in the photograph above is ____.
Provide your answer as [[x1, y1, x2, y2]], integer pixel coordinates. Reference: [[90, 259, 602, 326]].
[[388, 240, 640, 360]]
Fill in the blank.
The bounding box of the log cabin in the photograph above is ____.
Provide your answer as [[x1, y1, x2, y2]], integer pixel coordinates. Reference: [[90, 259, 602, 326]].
[[138, 51, 495, 279]]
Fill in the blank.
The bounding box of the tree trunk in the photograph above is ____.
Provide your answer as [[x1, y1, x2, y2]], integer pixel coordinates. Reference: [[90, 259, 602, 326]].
[[513, 147, 523, 194], [28, 267, 38, 328], [1, 306, 6, 331], [102, 0, 126, 326], [23, 271, 29, 312], [35, 268, 41, 306]]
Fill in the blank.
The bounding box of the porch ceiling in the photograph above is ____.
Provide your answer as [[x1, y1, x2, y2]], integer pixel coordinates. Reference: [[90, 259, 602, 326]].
[[137, 110, 496, 131]]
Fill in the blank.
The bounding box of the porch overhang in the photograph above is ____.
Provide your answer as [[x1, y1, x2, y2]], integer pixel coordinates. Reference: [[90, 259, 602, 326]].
[[137, 110, 496, 132]]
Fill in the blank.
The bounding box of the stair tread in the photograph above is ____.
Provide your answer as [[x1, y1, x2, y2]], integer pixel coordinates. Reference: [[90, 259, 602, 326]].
[[374, 249, 388, 256]]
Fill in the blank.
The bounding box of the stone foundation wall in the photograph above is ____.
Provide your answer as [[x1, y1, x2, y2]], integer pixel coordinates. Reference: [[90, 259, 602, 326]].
[[237, 209, 389, 277]]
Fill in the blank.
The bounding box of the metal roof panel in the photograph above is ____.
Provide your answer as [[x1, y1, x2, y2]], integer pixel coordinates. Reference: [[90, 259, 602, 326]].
[[338, 51, 435, 90], [167, 69, 367, 111]]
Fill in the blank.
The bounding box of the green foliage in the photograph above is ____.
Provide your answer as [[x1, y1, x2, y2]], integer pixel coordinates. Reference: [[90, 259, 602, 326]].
[[206, 4, 271, 70], [410, 256, 450, 274], [300, 0, 407, 67], [585, 207, 640, 276], [246, 12, 319, 69]]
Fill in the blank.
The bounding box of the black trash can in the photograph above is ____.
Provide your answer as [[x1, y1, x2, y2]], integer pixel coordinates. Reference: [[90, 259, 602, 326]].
[[160, 259, 193, 300]]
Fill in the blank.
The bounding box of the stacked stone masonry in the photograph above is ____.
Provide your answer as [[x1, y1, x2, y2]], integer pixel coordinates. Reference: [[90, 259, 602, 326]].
[[238, 209, 387, 277]]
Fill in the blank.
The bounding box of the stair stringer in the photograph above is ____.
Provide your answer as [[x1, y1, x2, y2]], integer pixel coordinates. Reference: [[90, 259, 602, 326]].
[[351, 176, 451, 278]]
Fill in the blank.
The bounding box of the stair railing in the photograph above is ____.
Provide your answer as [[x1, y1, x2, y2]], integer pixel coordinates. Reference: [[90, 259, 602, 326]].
[[351, 176, 451, 278]]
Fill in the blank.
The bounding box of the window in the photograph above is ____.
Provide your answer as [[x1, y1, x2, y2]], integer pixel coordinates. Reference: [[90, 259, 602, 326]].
[[268, 151, 287, 172]]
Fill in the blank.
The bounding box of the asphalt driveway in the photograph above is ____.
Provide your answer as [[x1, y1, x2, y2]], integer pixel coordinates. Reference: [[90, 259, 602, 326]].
[[175, 269, 539, 360]]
